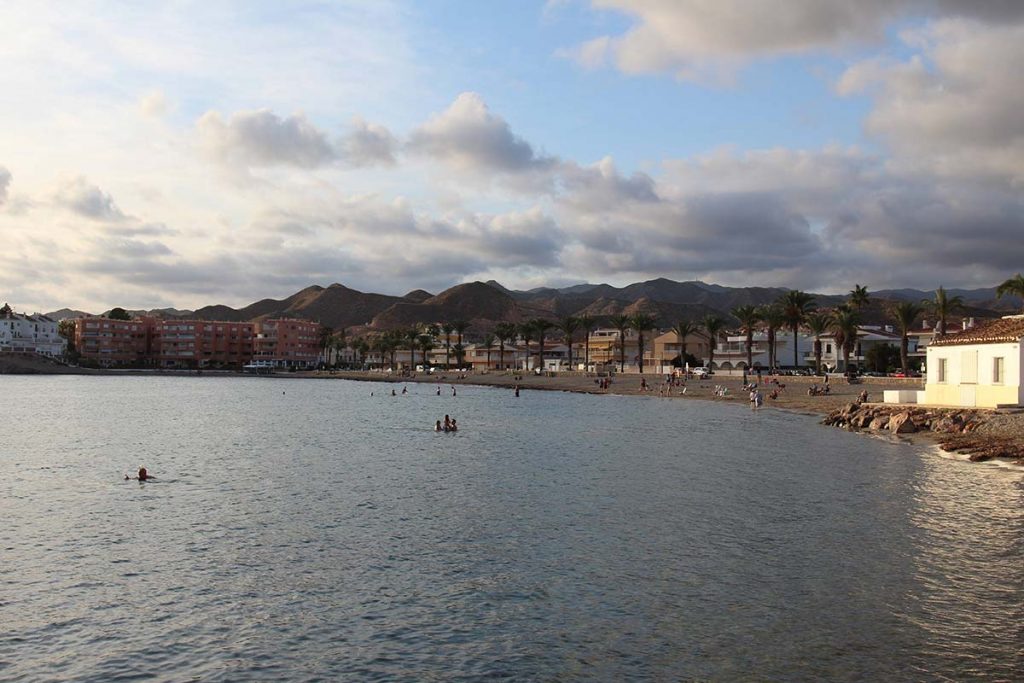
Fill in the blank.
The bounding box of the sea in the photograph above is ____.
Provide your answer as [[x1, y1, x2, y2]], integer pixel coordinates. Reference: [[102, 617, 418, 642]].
[[2, 375, 1022, 681]]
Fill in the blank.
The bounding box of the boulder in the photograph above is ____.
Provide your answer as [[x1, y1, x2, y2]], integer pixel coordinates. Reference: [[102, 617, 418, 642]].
[[888, 411, 917, 434], [869, 416, 890, 430]]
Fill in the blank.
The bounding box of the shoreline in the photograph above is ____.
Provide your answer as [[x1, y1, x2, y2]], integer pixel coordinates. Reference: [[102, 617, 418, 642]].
[[7, 354, 1021, 466], [296, 369, 1024, 466]]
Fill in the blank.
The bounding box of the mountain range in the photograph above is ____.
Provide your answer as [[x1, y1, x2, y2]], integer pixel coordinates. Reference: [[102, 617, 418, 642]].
[[45, 278, 1021, 336]]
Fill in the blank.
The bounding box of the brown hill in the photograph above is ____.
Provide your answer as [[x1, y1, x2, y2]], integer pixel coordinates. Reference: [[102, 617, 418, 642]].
[[192, 283, 401, 330], [371, 281, 522, 330], [402, 289, 433, 303]]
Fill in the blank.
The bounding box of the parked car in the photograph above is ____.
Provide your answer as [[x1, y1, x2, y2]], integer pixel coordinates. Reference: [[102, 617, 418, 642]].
[[690, 366, 711, 378]]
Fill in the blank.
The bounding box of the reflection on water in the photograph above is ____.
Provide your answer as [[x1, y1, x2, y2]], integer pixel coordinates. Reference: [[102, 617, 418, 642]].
[[1, 375, 1021, 681], [904, 454, 1024, 679]]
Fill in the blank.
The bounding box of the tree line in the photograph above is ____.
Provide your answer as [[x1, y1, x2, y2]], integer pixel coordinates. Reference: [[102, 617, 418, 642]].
[[314, 274, 1024, 375]]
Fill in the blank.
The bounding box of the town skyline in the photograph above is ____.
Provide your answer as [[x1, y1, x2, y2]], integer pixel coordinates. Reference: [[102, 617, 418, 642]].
[[3, 2, 1024, 313]]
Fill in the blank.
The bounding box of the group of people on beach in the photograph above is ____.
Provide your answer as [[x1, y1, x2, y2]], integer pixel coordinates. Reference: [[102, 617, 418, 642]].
[[435, 415, 459, 432]]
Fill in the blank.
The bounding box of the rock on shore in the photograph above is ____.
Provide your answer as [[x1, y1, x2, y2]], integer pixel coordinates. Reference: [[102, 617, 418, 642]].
[[822, 403, 1024, 463]]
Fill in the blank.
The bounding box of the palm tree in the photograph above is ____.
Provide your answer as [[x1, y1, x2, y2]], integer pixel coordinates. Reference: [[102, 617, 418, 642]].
[[608, 314, 632, 372], [671, 319, 702, 368], [333, 327, 348, 368], [630, 313, 657, 374], [701, 314, 726, 370], [404, 327, 420, 370], [996, 273, 1024, 312], [482, 333, 496, 370], [441, 322, 454, 369], [356, 338, 369, 367], [530, 318, 555, 372], [518, 321, 535, 371], [758, 304, 786, 371], [730, 305, 760, 370], [318, 325, 334, 367], [848, 284, 871, 310], [452, 320, 470, 368], [780, 290, 816, 369], [557, 316, 580, 371], [494, 322, 516, 371], [890, 301, 924, 375], [927, 286, 964, 337], [576, 314, 596, 371], [804, 312, 832, 374], [371, 336, 388, 370], [830, 307, 861, 373], [384, 330, 401, 371], [417, 334, 434, 369]]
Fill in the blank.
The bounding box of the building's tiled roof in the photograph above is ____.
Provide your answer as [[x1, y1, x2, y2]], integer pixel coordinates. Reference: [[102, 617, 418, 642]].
[[929, 316, 1024, 346]]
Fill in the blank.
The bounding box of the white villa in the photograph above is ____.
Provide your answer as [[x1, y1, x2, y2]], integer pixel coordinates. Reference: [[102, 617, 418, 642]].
[[923, 315, 1024, 408], [0, 311, 66, 357], [815, 326, 902, 372]]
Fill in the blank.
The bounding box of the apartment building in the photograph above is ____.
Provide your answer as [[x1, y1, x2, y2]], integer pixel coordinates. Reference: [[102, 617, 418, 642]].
[[74, 315, 318, 368], [253, 318, 321, 368], [74, 316, 155, 365], [156, 320, 255, 368]]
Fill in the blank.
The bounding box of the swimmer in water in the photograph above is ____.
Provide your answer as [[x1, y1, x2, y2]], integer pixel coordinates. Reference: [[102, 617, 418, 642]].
[[126, 466, 152, 481], [435, 420, 442, 431]]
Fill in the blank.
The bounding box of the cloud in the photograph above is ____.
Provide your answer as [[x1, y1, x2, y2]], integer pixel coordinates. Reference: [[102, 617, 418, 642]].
[[138, 89, 169, 118], [197, 109, 337, 169], [570, 1, 1024, 81], [559, 156, 658, 209], [838, 19, 1024, 185], [0, 166, 10, 205], [407, 92, 557, 174], [340, 117, 398, 167], [52, 176, 126, 221]]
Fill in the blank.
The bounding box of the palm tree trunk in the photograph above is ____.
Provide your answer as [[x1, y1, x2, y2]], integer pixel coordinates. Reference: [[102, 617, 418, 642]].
[[746, 330, 753, 368], [901, 336, 909, 374], [793, 325, 799, 368], [638, 333, 645, 374]]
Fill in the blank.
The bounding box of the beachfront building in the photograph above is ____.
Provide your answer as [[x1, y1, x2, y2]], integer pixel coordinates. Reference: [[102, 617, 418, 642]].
[[253, 318, 322, 369], [74, 316, 156, 366], [155, 320, 255, 369], [587, 327, 640, 370], [815, 326, 902, 372], [923, 315, 1024, 408], [649, 330, 708, 373], [0, 310, 66, 356], [711, 332, 816, 371]]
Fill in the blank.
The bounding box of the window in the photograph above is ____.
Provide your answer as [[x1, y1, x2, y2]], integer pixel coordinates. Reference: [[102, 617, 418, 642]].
[[826, 343, 832, 354], [993, 357, 1004, 384], [937, 357, 947, 383]]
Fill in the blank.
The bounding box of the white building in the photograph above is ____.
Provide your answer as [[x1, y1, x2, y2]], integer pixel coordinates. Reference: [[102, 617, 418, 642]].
[[924, 315, 1024, 408], [0, 311, 66, 357], [816, 326, 901, 372], [714, 331, 816, 370]]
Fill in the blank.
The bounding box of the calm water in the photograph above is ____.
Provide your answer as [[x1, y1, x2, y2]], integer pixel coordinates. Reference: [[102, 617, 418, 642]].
[[1, 375, 1022, 681]]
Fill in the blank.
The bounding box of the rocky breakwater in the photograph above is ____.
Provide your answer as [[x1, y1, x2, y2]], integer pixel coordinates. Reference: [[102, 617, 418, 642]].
[[822, 403, 1024, 464]]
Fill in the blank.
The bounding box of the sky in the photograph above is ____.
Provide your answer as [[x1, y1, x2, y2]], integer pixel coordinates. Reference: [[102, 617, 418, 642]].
[[2, 0, 1024, 313]]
